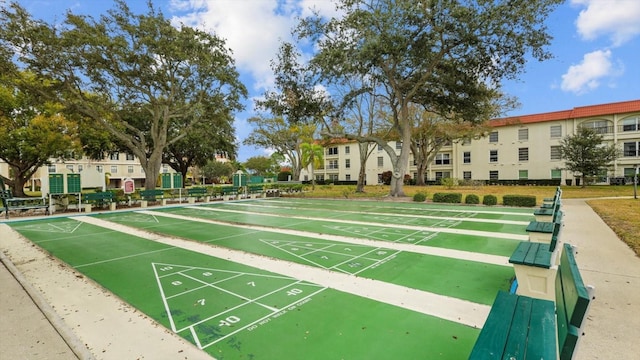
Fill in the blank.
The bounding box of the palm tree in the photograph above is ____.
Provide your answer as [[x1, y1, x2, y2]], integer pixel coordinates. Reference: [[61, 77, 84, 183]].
[[300, 142, 324, 190]]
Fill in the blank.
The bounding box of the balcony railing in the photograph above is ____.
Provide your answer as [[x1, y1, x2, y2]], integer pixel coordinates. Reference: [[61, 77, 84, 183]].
[[619, 124, 640, 133]]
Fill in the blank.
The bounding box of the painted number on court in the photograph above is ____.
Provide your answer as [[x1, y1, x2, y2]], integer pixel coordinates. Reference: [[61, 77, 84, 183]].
[[287, 288, 303, 296], [219, 316, 240, 327], [197, 299, 206, 306], [159, 266, 173, 271], [247, 281, 256, 287]]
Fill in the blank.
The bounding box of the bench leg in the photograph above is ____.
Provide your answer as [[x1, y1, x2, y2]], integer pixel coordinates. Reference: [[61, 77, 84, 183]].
[[109, 203, 116, 211], [188, 197, 196, 204], [141, 200, 148, 208], [529, 232, 553, 243], [84, 204, 92, 213], [161, 199, 167, 206], [513, 265, 558, 301]]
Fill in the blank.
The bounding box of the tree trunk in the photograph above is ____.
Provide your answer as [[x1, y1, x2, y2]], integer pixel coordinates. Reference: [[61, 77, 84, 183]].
[[143, 151, 164, 190], [11, 175, 28, 197], [356, 143, 369, 192]]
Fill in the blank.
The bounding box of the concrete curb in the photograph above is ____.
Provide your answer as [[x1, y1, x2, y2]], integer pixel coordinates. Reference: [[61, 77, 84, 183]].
[[0, 251, 96, 360]]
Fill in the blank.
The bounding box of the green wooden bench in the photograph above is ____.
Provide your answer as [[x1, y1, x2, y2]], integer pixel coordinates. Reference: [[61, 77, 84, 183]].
[[1, 190, 49, 219], [82, 192, 115, 212], [187, 187, 209, 203], [221, 186, 239, 200], [248, 184, 265, 198], [543, 186, 562, 203], [470, 243, 594, 360], [526, 210, 563, 242], [139, 189, 166, 207]]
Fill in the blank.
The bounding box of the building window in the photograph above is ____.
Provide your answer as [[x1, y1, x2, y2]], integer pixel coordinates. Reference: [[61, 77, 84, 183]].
[[378, 144, 383, 151], [624, 168, 638, 180], [435, 153, 450, 165], [78, 165, 83, 172], [489, 131, 498, 143], [518, 170, 528, 179], [463, 171, 472, 180], [622, 116, 640, 132], [580, 119, 611, 134], [377, 156, 383, 167], [518, 147, 529, 162], [463, 152, 471, 164], [345, 146, 350, 154], [345, 159, 351, 169], [327, 147, 338, 155], [624, 142, 639, 157], [48, 164, 56, 173], [329, 174, 338, 181], [551, 169, 562, 179], [396, 142, 402, 150], [128, 165, 134, 173], [435, 171, 450, 181], [162, 164, 168, 173], [66, 165, 74, 172], [96, 165, 103, 173], [110, 165, 117, 173], [550, 146, 562, 160], [550, 125, 562, 138], [489, 170, 499, 180], [518, 128, 529, 141], [328, 159, 338, 169], [109, 152, 119, 161], [345, 174, 351, 181], [489, 150, 498, 163], [126, 153, 135, 161]]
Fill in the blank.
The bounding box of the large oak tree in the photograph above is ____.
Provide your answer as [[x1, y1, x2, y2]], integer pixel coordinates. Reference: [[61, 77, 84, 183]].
[[0, 1, 246, 189], [297, 0, 562, 196]]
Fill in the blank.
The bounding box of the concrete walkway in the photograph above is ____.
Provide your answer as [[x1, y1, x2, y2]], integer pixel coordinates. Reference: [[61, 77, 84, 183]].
[[1, 199, 639, 359]]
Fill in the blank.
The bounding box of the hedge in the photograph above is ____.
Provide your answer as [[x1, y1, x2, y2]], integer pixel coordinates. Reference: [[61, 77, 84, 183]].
[[503, 194, 537, 207], [483, 194, 498, 206], [413, 192, 427, 202], [432, 192, 462, 203], [464, 194, 480, 204]]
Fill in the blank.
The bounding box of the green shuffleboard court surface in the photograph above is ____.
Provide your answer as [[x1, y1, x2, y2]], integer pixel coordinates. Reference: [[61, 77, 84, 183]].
[[7, 198, 534, 359]]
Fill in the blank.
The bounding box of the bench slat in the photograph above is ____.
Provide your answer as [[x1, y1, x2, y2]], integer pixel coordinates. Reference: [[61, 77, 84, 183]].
[[503, 295, 533, 358], [527, 297, 558, 359], [509, 242, 552, 268], [469, 291, 518, 359]]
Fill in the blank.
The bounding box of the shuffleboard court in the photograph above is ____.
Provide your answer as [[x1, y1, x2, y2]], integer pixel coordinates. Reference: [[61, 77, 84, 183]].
[[161, 205, 523, 257], [195, 201, 530, 235], [95, 210, 514, 305], [5, 198, 536, 359]]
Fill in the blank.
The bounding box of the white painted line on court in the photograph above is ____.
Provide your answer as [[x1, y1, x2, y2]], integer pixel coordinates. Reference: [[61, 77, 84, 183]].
[[147, 209, 513, 267], [74, 216, 492, 329], [189, 206, 528, 241], [225, 201, 531, 225]]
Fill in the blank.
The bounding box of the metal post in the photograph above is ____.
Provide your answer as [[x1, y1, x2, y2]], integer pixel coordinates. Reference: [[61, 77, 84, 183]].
[[632, 164, 639, 199]]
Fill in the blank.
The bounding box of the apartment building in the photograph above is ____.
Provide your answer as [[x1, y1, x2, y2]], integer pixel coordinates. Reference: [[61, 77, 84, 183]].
[[304, 99, 640, 185]]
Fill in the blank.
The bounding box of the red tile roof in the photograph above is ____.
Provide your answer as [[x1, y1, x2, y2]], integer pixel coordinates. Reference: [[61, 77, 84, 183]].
[[491, 99, 640, 127]]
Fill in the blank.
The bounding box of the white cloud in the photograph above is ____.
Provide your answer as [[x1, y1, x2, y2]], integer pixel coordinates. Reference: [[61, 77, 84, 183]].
[[560, 49, 623, 94], [572, 0, 640, 46], [170, 0, 339, 92]]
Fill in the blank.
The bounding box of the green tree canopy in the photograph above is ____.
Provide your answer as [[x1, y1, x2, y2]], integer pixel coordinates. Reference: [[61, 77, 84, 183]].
[[0, 1, 246, 190], [296, 0, 562, 196], [0, 71, 80, 196], [560, 127, 618, 187], [243, 156, 277, 177]]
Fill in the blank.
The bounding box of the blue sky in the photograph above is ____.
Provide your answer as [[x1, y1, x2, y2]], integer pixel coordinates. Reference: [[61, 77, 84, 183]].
[[15, 0, 640, 161]]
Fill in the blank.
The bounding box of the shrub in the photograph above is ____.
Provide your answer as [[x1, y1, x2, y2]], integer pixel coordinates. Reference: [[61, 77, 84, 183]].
[[440, 177, 459, 189], [432, 192, 462, 203], [465, 194, 480, 204], [413, 192, 427, 202], [483, 194, 498, 206], [503, 194, 537, 207]]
